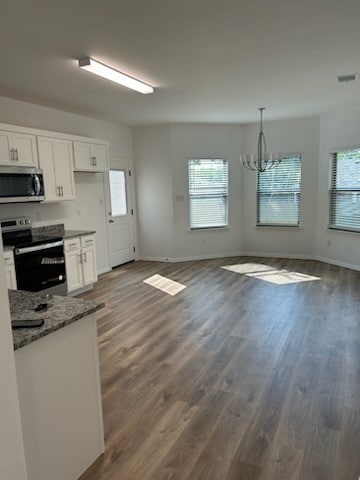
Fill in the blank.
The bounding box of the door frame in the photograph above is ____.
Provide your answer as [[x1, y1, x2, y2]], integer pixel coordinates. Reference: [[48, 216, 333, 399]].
[[104, 157, 136, 268]]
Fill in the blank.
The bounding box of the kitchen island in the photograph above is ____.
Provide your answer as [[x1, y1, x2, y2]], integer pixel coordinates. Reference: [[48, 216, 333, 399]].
[[10, 290, 105, 480]]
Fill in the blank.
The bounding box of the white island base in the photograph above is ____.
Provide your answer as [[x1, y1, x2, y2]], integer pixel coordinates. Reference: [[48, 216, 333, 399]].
[[14, 313, 104, 480]]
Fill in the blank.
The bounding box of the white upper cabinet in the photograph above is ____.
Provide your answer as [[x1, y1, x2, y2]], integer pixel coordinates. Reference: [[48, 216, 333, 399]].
[[37, 137, 75, 202], [0, 123, 109, 175], [73, 142, 109, 172], [0, 131, 12, 164], [0, 130, 38, 167]]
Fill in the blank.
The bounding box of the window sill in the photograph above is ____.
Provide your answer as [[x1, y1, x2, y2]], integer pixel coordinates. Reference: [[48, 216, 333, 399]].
[[327, 227, 360, 235], [188, 226, 230, 232], [255, 224, 301, 229]]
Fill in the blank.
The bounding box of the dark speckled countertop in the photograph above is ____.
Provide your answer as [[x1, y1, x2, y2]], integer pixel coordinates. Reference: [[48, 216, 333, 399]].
[[64, 230, 96, 239], [10, 290, 104, 350], [32, 224, 95, 240]]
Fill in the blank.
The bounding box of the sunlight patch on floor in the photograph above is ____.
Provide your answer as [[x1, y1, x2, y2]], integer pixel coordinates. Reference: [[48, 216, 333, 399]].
[[221, 263, 321, 285], [143, 274, 187, 295]]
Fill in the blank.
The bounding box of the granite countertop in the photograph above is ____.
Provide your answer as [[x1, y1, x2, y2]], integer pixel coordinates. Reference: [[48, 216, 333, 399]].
[[9, 290, 104, 350], [64, 230, 96, 239], [32, 224, 95, 240]]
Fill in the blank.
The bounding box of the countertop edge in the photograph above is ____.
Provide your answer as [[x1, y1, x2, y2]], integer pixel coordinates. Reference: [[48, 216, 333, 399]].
[[13, 301, 104, 350], [63, 230, 96, 240]]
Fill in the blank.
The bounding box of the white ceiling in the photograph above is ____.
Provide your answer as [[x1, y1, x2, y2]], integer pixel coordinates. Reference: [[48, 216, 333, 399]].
[[1, 0, 360, 126]]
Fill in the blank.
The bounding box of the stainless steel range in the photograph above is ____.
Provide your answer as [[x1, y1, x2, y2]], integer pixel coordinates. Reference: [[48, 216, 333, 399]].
[[1, 217, 67, 295]]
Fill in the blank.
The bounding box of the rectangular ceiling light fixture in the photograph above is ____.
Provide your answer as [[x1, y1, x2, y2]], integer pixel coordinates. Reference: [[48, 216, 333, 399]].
[[78, 57, 154, 94]]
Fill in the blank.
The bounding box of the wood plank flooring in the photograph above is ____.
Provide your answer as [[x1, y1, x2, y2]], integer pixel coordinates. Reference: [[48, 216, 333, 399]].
[[79, 257, 360, 480]]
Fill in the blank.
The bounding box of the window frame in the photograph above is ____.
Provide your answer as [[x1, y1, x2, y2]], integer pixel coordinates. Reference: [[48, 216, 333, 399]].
[[188, 158, 229, 231], [256, 154, 302, 227], [109, 168, 128, 217], [328, 147, 360, 233]]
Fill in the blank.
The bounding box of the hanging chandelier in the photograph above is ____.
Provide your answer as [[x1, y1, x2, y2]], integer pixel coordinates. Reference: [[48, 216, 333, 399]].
[[240, 107, 284, 173]]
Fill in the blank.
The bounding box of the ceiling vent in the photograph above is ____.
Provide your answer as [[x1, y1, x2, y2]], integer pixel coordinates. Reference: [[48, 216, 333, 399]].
[[336, 73, 358, 83]]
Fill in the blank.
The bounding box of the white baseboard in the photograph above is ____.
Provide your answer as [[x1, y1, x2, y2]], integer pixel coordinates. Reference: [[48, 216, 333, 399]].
[[68, 284, 93, 297], [137, 252, 360, 272], [97, 266, 111, 275], [138, 251, 244, 263], [137, 256, 173, 262], [315, 255, 360, 272], [241, 251, 316, 260]]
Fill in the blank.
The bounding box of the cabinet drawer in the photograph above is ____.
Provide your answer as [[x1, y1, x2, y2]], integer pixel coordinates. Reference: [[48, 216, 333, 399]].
[[64, 238, 81, 252], [4, 250, 14, 265], [81, 235, 95, 248]]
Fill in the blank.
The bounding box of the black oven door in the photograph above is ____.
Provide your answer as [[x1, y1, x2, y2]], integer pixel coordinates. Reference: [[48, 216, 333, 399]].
[[14, 241, 66, 292]]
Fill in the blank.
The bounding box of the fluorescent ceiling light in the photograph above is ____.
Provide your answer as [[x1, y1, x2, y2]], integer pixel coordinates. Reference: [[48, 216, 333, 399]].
[[78, 57, 154, 94]]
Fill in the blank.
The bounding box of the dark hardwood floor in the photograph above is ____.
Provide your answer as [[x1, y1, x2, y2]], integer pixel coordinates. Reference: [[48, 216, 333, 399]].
[[79, 257, 360, 480]]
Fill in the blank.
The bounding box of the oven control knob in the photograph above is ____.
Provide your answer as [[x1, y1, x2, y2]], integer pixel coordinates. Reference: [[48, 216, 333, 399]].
[[25, 219, 30, 224], [20, 220, 24, 224]]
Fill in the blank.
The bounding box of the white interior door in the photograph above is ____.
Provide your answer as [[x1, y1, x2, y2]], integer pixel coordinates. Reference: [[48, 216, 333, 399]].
[[106, 166, 134, 267]]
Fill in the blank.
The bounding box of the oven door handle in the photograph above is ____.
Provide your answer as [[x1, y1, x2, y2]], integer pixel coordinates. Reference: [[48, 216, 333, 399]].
[[15, 241, 64, 255]]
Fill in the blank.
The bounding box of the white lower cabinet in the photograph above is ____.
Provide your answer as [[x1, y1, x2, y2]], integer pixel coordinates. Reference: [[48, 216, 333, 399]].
[[4, 250, 17, 290], [65, 235, 98, 293], [15, 313, 105, 480]]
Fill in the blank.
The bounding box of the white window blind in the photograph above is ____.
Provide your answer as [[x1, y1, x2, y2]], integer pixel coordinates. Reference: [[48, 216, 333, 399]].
[[109, 170, 127, 216], [188, 159, 228, 229], [329, 148, 360, 232], [257, 155, 302, 226]]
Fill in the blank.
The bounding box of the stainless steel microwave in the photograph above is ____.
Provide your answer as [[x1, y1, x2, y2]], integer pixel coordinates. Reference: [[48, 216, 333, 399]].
[[0, 166, 45, 203]]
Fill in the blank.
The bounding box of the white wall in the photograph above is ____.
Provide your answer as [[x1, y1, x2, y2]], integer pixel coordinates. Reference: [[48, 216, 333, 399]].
[[0, 238, 28, 480], [133, 126, 174, 260], [170, 124, 243, 259], [316, 103, 360, 269], [133, 124, 244, 261], [0, 96, 133, 273], [133, 120, 321, 262], [242, 117, 320, 257]]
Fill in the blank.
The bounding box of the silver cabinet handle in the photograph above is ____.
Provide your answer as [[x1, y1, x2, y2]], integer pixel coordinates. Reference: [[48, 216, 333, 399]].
[[61, 186, 64, 196], [91, 156, 97, 166], [15, 149, 19, 161], [83, 252, 87, 263], [78, 253, 82, 264], [10, 148, 14, 160], [57, 186, 61, 196]]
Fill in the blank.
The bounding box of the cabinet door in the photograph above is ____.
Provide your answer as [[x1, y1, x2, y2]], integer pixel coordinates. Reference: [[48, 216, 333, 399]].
[[12, 132, 38, 166], [73, 142, 92, 170], [90, 145, 108, 171], [37, 137, 58, 201], [53, 140, 75, 200], [82, 246, 97, 285], [5, 266, 17, 290], [65, 250, 84, 292], [0, 130, 13, 165]]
